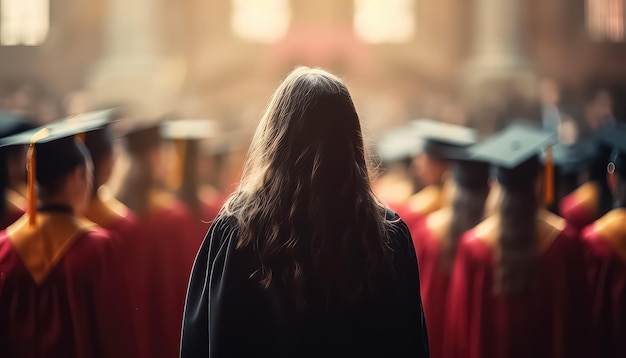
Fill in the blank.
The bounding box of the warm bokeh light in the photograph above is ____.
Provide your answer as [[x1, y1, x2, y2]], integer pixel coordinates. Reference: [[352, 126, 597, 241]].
[[354, 0, 415, 44], [587, 0, 625, 41], [1, 0, 49, 46], [231, 0, 291, 43]]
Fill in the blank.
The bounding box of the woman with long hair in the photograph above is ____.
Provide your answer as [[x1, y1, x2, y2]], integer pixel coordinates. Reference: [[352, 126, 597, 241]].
[[444, 124, 591, 358], [411, 155, 490, 357], [581, 125, 626, 357], [0, 119, 136, 357], [181, 67, 429, 358]]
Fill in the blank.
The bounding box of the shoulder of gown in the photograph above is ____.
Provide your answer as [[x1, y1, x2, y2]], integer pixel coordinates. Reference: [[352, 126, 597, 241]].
[[181, 212, 430, 358], [560, 182, 598, 230]]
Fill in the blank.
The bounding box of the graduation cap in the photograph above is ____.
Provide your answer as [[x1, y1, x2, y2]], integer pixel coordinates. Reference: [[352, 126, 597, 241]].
[[596, 123, 626, 178], [376, 125, 422, 162], [410, 119, 477, 160], [545, 140, 595, 176], [62, 109, 119, 163], [0, 117, 109, 226], [0, 112, 37, 138], [469, 123, 557, 201], [122, 120, 163, 154], [451, 148, 490, 191], [160, 119, 218, 191], [160, 119, 218, 141]]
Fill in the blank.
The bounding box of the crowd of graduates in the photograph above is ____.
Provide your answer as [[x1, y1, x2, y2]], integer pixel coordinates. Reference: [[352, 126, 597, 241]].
[[378, 115, 625, 356], [0, 111, 224, 357], [0, 68, 625, 358]]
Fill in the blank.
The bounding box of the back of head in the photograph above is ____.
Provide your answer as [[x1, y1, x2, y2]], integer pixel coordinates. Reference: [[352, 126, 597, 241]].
[[469, 123, 555, 295], [36, 137, 90, 199], [84, 125, 114, 195], [224, 67, 388, 307], [119, 123, 163, 215], [446, 159, 490, 271]]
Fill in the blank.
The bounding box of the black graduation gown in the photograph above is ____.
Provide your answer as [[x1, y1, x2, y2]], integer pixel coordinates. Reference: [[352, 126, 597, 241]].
[[181, 212, 429, 358]]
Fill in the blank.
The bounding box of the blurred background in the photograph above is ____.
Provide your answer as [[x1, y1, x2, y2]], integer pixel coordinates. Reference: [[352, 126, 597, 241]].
[[1, 0, 625, 159]]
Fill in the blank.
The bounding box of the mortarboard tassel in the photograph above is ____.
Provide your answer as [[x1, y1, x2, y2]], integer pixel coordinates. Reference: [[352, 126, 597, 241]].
[[544, 146, 554, 205], [27, 128, 50, 227], [27, 143, 36, 226], [167, 139, 187, 191]]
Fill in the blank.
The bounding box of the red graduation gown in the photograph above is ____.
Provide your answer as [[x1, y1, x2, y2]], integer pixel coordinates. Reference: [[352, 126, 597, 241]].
[[445, 227, 591, 358], [127, 200, 197, 358], [560, 183, 598, 231], [411, 216, 451, 358], [0, 207, 24, 231], [581, 210, 626, 358], [0, 229, 136, 358]]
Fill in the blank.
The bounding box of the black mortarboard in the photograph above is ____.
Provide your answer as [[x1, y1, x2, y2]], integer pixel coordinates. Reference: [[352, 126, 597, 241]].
[[469, 123, 556, 193], [545, 140, 595, 176], [376, 125, 422, 162], [160, 119, 218, 190], [0, 117, 109, 226], [0, 112, 37, 138], [160, 119, 218, 141], [597, 123, 626, 178], [63, 109, 119, 163], [410, 119, 478, 159]]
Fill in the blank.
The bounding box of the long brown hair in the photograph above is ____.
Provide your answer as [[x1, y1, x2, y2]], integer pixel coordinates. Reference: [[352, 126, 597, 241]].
[[495, 157, 540, 294], [445, 181, 489, 272], [222, 67, 390, 306]]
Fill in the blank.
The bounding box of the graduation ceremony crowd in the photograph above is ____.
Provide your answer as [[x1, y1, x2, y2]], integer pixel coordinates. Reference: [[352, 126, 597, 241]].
[[0, 66, 625, 358]]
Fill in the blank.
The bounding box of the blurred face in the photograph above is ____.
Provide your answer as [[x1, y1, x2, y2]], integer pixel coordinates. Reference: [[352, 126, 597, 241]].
[[414, 153, 447, 186]]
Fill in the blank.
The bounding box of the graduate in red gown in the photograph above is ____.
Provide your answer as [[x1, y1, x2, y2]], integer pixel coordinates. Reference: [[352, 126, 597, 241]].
[[80, 111, 136, 239], [0, 113, 35, 229], [0, 119, 136, 357], [117, 122, 195, 358], [400, 120, 477, 231], [560, 135, 613, 230], [580, 125, 626, 357], [411, 153, 490, 358], [161, 119, 223, 253], [445, 124, 592, 358]]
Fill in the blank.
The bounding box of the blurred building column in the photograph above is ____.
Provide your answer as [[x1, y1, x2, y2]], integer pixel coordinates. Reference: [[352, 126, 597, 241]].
[[462, 0, 536, 133], [86, 0, 186, 118]]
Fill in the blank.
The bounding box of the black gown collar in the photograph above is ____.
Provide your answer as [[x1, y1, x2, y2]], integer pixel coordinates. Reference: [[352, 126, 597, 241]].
[[38, 204, 74, 214]]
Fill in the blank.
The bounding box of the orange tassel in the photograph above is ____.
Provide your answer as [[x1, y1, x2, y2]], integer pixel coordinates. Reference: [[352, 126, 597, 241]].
[[545, 146, 554, 205], [167, 139, 187, 191], [27, 143, 36, 227], [27, 128, 50, 226]]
